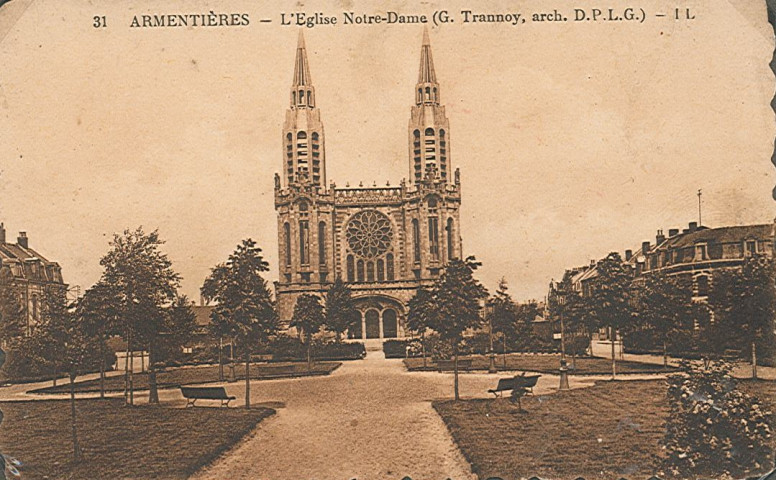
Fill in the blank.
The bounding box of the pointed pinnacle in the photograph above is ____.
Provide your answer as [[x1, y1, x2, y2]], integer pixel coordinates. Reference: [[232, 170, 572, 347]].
[[297, 30, 306, 49], [422, 25, 430, 45]]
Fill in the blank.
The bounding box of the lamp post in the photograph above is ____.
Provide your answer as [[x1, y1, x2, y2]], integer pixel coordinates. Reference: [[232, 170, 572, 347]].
[[557, 292, 566, 362]]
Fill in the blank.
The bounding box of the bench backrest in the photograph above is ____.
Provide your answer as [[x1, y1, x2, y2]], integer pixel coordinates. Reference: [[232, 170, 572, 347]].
[[181, 386, 229, 400], [496, 378, 516, 390], [514, 375, 540, 388]]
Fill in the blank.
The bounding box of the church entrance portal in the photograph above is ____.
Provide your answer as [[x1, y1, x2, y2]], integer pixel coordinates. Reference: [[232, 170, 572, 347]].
[[365, 310, 380, 339], [382, 309, 398, 338]]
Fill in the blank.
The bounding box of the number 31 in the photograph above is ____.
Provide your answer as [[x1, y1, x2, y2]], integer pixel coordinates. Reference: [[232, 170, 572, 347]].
[[93, 16, 106, 28]]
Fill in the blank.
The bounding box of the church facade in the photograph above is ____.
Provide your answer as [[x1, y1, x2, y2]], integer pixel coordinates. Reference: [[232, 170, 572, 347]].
[[274, 30, 463, 340]]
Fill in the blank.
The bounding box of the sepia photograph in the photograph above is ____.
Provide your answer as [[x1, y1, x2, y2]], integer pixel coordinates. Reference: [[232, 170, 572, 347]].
[[0, 0, 774, 478]]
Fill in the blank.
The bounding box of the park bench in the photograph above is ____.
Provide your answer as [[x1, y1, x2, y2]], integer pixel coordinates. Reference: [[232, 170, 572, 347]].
[[252, 354, 273, 362], [723, 349, 742, 361], [437, 359, 473, 372], [180, 386, 236, 408], [488, 374, 541, 398]]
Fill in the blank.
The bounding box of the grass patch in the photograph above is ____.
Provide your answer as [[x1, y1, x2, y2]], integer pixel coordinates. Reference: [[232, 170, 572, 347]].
[[0, 398, 273, 479], [433, 379, 776, 480], [31, 361, 341, 395], [404, 353, 676, 375]]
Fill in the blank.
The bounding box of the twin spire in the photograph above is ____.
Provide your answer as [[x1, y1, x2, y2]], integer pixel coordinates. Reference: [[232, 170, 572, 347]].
[[290, 28, 439, 107]]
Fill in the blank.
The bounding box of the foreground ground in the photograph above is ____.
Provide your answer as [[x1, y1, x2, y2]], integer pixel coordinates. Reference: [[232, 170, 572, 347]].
[[0, 398, 274, 479], [30, 361, 341, 394], [434, 379, 776, 480], [404, 353, 677, 375]]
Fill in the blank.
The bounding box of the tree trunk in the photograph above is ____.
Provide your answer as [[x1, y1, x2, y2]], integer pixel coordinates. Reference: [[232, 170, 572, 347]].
[[663, 340, 668, 369], [148, 340, 159, 405], [335, 331, 342, 344], [218, 337, 224, 382], [306, 332, 312, 372], [453, 342, 460, 401], [69, 372, 82, 461], [421, 332, 427, 369], [140, 350, 145, 373], [610, 328, 616, 379], [752, 341, 757, 379], [244, 348, 251, 409], [123, 335, 130, 404], [503, 335, 507, 368], [99, 347, 105, 400], [129, 348, 134, 406], [53, 362, 58, 387], [572, 352, 576, 370]]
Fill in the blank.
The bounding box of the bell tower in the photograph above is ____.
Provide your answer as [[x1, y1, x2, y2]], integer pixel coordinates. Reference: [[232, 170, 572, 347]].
[[283, 31, 326, 187], [408, 27, 451, 184]]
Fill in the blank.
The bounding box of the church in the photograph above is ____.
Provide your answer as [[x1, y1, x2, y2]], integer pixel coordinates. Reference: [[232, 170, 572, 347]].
[[274, 29, 463, 340]]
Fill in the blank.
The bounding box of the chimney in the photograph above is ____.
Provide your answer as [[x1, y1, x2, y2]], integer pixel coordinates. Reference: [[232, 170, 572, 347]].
[[641, 241, 651, 254], [625, 249, 633, 261], [669, 228, 679, 237], [689, 222, 698, 233], [656, 229, 666, 245], [0, 223, 5, 244], [17, 232, 28, 249]]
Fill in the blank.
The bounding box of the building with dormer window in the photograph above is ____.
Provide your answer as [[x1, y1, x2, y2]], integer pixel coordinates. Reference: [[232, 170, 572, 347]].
[[0, 223, 67, 336]]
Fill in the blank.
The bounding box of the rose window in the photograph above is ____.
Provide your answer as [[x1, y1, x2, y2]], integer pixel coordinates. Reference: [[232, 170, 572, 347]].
[[346, 210, 393, 259]]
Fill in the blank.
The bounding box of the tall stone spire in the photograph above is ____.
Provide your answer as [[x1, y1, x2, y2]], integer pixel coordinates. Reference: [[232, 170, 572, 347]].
[[282, 31, 326, 187], [408, 27, 450, 183], [417, 27, 437, 87]]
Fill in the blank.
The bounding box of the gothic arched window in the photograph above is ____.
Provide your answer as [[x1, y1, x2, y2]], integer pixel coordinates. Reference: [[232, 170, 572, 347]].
[[367, 261, 375, 282], [377, 259, 385, 281], [347, 255, 355, 282], [318, 221, 326, 267], [357, 260, 365, 282], [695, 275, 710, 297], [412, 219, 420, 263], [284, 222, 291, 267], [298, 201, 309, 266], [427, 197, 439, 261], [446, 218, 454, 261], [386, 253, 394, 281]]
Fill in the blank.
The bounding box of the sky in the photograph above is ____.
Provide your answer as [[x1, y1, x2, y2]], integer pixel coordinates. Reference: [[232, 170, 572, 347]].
[[0, 0, 774, 302]]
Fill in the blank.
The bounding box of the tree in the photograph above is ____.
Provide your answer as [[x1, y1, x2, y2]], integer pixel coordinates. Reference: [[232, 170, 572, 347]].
[[514, 300, 540, 350], [290, 294, 325, 371], [633, 272, 693, 367], [39, 292, 98, 461], [202, 239, 278, 408], [709, 254, 776, 379], [583, 252, 632, 377], [428, 256, 488, 400], [158, 295, 197, 362], [489, 279, 518, 367], [324, 277, 359, 342], [100, 227, 181, 405], [0, 265, 24, 345], [76, 282, 120, 398], [406, 287, 436, 369]]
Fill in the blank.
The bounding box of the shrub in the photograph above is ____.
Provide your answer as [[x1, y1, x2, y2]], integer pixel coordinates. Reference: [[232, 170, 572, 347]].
[[268, 336, 365, 361], [0, 337, 116, 383], [383, 339, 409, 358], [661, 361, 774, 478]]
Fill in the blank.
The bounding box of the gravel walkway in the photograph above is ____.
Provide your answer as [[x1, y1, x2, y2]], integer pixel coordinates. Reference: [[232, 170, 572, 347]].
[[190, 351, 478, 480], [188, 351, 643, 480]]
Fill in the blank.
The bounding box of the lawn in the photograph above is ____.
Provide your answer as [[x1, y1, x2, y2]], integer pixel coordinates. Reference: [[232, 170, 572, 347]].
[[31, 361, 341, 395], [404, 353, 677, 375], [433, 379, 776, 480], [0, 398, 274, 479]]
